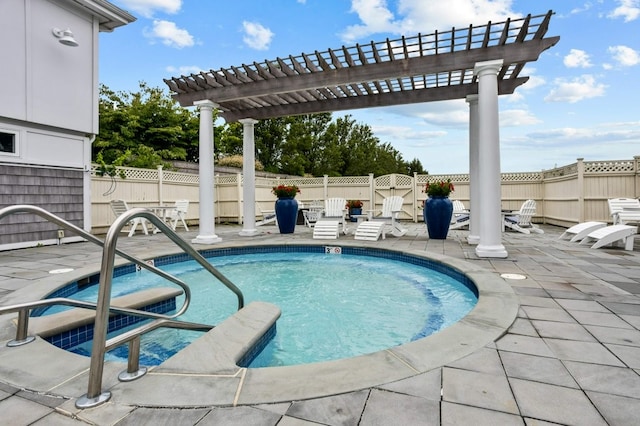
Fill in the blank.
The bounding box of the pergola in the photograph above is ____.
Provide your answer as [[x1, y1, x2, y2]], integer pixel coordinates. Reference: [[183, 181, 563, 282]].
[[164, 11, 559, 258]]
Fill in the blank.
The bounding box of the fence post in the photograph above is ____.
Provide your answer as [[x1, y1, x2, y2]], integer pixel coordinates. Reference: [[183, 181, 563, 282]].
[[413, 172, 418, 222], [635, 156, 640, 198], [323, 175, 329, 199], [157, 165, 164, 205], [577, 158, 584, 223], [369, 174, 375, 212]]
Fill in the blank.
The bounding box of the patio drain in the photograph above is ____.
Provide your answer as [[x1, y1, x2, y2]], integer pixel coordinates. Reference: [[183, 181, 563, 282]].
[[500, 273, 527, 280]]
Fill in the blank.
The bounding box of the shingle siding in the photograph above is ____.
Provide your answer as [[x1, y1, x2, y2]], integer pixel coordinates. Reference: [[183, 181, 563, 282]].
[[0, 164, 83, 244]]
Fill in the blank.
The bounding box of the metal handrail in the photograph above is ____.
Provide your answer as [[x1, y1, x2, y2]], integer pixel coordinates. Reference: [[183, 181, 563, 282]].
[[0, 205, 245, 409]]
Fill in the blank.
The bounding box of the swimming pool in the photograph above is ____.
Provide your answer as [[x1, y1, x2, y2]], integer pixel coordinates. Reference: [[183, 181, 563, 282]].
[[45, 245, 477, 368]]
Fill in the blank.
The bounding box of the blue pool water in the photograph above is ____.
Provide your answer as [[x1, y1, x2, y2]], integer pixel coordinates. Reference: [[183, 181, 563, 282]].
[[57, 248, 478, 367]]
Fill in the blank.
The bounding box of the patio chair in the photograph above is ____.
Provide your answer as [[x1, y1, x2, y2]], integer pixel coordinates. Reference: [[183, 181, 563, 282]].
[[608, 198, 640, 225], [354, 221, 386, 241], [449, 199, 470, 230], [303, 201, 323, 228], [168, 199, 189, 231], [256, 205, 277, 227], [367, 195, 407, 237], [559, 221, 607, 242], [320, 198, 348, 234], [579, 224, 637, 250], [313, 220, 340, 239], [110, 199, 149, 237], [503, 199, 544, 234]]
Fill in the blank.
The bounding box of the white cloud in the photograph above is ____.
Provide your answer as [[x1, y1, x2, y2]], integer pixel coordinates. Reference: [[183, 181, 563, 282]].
[[563, 49, 593, 68], [145, 20, 194, 48], [608, 0, 640, 22], [242, 21, 274, 51], [608, 45, 640, 66], [340, 0, 516, 43], [117, 0, 182, 18], [500, 109, 542, 127], [165, 65, 203, 76], [544, 75, 607, 103]]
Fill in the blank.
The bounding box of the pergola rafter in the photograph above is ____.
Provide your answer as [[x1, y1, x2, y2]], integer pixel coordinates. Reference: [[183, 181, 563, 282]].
[[164, 11, 559, 123]]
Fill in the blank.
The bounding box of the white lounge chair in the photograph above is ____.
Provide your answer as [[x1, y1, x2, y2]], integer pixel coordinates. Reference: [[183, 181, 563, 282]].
[[608, 198, 640, 225], [579, 224, 637, 250], [320, 198, 348, 234], [110, 199, 149, 237], [449, 200, 470, 230], [503, 199, 544, 234], [559, 221, 607, 242], [303, 201, 323, 228], [313, 220, 340, 239], [367, 195, 407, 237], [256, 205, 277, 227], [168, 199, 189, 231], [354, 221, 386, 241]]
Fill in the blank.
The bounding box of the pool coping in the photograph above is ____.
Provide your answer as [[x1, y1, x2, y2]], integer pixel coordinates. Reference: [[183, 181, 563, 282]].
[[0, 240, 518, 408]]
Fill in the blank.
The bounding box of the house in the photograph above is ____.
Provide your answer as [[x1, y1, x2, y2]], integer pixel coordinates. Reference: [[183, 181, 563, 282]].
[[0, 0, 135, 250]]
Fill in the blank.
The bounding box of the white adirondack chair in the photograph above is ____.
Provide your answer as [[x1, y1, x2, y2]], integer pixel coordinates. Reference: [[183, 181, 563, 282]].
[[367, 196, 407, 237], [503, 199, 544, 234], [110, 199, 149, 237], [321, 198, 348, 234]]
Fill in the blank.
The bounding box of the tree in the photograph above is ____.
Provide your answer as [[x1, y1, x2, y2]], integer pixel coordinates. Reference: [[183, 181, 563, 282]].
[[95, 82, 203, 167], [406, 158, 427, 175]]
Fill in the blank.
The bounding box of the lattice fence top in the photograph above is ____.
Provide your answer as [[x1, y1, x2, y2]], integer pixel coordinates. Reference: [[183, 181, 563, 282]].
[[584, 160, 636, 174]]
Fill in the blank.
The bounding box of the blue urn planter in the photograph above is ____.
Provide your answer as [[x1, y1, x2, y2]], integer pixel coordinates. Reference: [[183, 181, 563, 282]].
[[424, 196, 453, 239], [275, 197, 298, 234]]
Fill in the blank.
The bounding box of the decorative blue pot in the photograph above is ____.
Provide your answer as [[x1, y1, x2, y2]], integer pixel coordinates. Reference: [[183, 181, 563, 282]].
[[275, 197, 298, 234], [424, 196, 453, 239], [349, 208, 362, 222]]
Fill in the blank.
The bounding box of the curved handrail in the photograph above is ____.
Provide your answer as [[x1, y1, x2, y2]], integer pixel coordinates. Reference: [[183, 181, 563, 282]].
[[0, 205, 193, 318]]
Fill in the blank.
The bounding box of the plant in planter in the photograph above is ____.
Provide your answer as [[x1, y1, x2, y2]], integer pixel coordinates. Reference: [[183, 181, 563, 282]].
[[346, 200, 364, 222], [423, 179, 455, 239], [271, 184, 300, 233]]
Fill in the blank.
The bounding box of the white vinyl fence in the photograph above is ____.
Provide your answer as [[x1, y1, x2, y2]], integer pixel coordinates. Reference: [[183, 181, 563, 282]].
[[91, 156, 640, 234]]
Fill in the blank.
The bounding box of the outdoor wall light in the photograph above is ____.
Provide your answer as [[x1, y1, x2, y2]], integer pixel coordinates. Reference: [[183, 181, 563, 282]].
[[52, 28, 79, 47]]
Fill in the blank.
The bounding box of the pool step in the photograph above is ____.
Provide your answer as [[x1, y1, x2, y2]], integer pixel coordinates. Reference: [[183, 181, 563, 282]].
[[26, 288, 183, 338], [155, 301, 281, 375]]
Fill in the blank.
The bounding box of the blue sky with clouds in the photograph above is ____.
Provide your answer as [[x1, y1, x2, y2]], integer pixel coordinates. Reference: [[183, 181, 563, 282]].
[[101, 0, 640, 174]]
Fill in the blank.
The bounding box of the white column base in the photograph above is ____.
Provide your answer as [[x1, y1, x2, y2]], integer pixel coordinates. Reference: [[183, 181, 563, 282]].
[[467, 235, 480, 245], [239, 229, 260, 237], [475, 244, 508, 258], [191, 234, 222, 245]]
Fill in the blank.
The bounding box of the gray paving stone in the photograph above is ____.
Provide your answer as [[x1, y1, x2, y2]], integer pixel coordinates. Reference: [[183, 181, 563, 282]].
[[570, 310, 635, 328], [30, 412, 88, 425], [601, 301, 640, 316], [521, 306, 576, 323], [531, 320, 596, 341], [509, 378, 607, 425], [507, 318, 538, 337], [441, 401, 524, 426], [285, 390, 368, 426], [359, 388, 439, 426], [495, 335, 556, 358], [277, 416, 325, 425], [198, 406, 280, 426], [114, 407, 211, 425], [442, 367, 518, 414], [544, 338, 626, 366], [586, 391, 640, 426], [555, 299, 609, 312], [499, 351, 577, 388], [0, 395, 53, 425], [447, 347, 504, 375], [564, 360, 640, 399], [585, 324, 640, 346], [605, 343, 640, 368], [517, 295, 560, 308], [376, 369, 441, 401]]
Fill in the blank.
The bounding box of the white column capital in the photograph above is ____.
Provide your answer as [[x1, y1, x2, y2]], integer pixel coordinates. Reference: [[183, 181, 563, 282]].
[[193, 100, 218, 109], [465, 94, 479, 104], [238, 118, 258, 125], [474, 59, 504, 76]]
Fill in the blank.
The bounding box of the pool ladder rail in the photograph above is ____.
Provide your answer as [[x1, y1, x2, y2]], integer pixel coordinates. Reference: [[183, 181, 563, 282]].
[[0, 205, 245, 409]]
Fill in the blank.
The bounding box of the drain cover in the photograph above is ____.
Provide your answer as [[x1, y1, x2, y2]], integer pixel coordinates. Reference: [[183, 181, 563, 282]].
[[500, 273, 527, 280], [49, 268, 74, 274]]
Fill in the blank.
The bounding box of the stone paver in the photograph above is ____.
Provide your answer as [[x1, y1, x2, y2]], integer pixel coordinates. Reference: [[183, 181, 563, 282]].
[[0, 223, 640, 425]]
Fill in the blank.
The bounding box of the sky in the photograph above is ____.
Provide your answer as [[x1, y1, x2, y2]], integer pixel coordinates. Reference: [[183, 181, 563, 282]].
[[99, 0, 640, 174]]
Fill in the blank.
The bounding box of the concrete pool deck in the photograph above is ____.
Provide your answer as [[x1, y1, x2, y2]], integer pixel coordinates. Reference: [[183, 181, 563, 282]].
[[1, 222, 640, 425]]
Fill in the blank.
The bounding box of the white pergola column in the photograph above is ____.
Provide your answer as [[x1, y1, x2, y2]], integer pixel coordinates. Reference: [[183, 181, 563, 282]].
[[474, 60, 507, 258], [239, 118, 259, 236], [466, 94, 480, 245], [192, 100, 222, 245]]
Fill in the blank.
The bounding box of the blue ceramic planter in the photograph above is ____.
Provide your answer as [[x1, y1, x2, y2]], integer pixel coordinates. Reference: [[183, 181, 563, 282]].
[[349, 208, 362, 222], [275, 197, 298, 234], [424, 196, 453, 239]]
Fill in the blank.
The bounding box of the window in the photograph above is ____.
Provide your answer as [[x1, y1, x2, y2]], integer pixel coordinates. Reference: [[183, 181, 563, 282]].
[[0, 130, 17, 155]]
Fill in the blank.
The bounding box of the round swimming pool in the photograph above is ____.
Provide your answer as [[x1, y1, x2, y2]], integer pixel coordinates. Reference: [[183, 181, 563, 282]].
[[48, 246, 478, 368]]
